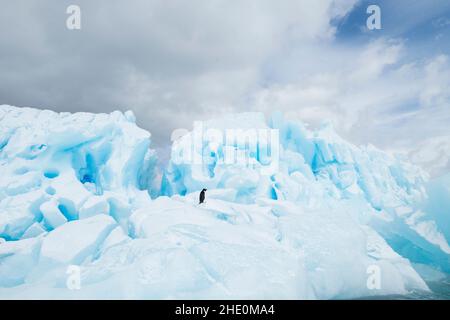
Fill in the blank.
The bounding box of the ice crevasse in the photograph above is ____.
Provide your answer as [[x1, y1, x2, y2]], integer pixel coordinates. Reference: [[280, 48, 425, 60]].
[[0, 105, 449, 299]]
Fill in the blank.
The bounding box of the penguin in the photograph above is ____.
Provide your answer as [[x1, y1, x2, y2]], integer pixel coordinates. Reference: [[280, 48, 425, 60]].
[[199, 188, 207, 204]]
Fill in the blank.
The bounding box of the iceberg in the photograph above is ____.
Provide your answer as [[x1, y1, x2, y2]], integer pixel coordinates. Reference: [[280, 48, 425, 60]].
[[163, 112, 450, 274], [0, 105, 448, 299], [0, 105, 156, 240]]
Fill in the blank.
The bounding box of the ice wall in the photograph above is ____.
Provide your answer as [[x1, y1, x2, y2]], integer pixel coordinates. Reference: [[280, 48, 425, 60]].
[[163, 112, 450, 273], [0, 106, 448, 299], [0, 105, 156, 240]]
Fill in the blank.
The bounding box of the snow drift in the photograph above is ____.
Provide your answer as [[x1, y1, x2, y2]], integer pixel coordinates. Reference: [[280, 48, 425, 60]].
[[163, 112, 450, 272], [0, 105, 157, 241], [0, 105, 448, 299]]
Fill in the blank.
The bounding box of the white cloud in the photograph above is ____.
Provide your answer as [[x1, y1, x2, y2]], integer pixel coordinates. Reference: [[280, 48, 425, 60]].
[[250, 39, 404, 130], [248, 39, 450, 177], [409, 135, 450, 178], [420, 55, 450, 108], [0, 0, 449, 177], [0, 0, 358, 145]]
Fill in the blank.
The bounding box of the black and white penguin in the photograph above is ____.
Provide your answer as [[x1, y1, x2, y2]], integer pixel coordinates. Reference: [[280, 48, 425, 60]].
[[199, 188, 207, 204]]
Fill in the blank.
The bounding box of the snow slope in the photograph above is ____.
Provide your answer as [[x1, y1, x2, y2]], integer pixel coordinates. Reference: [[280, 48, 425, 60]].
[[0, 105, 156, 241], [0, 105, 448, 299], [163, 112, 450, 273]]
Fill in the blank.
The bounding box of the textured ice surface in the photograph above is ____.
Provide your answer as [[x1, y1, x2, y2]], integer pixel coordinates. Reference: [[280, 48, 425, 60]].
[[0, 106, 448, 299], [0, 105, 156, 240], [164, 112, 450, 272]]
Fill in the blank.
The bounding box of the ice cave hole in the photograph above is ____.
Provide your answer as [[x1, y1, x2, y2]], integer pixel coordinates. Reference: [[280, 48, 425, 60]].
[[14, 167, 29, 175], [43, 169, 59, 179], [45, 186, 56, 195]]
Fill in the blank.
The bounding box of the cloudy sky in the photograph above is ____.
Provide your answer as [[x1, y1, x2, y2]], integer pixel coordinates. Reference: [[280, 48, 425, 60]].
[[1, 0, 450, 175]]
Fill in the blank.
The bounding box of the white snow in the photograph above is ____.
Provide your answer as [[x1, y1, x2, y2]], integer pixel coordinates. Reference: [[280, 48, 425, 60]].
[[39, 214, 116, 265], [40, 200, 68, 229], [79, 196, 110, 220], [0, 105, 449, 299]]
